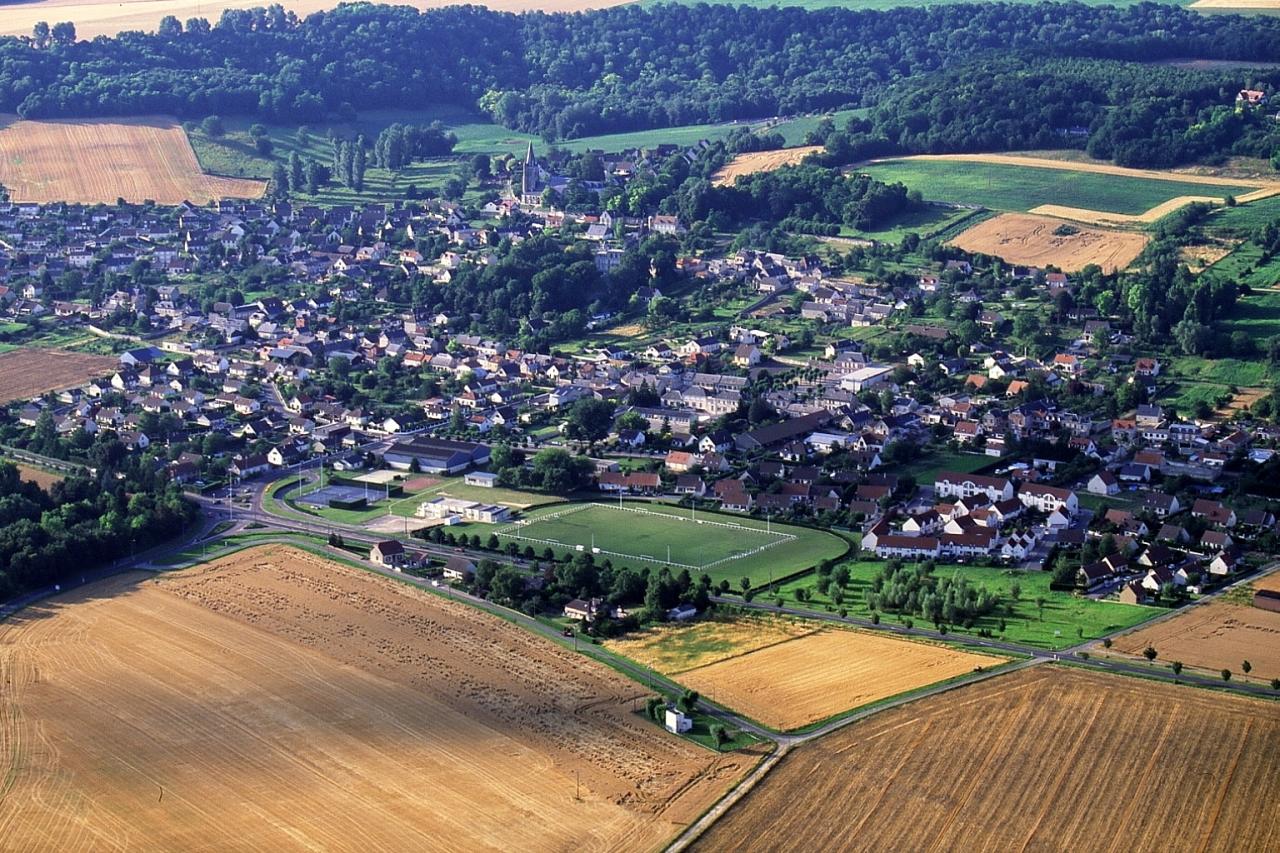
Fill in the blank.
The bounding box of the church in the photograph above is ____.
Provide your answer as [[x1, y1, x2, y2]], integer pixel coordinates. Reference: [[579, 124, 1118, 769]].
[[518, 141, 544, 207]]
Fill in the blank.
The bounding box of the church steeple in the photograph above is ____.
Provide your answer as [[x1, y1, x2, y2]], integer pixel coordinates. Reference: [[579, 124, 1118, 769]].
[[521, 141, 538, 198]]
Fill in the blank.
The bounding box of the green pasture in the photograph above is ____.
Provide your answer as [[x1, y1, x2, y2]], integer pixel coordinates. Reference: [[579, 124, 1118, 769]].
[[856, 159, 1253, 216], [771, 560, 1159, 650]]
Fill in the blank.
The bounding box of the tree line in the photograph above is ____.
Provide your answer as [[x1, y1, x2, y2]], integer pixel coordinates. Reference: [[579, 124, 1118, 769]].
[[0, 453, 197, 601], [3, 1, 1280, 160]]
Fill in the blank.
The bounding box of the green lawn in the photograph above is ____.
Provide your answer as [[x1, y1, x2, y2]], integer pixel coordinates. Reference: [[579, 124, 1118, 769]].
[[771, 560, 1159, 650], [900, 449, 996, 486], [857, 159, 1253, 215], [771, 109, 866, 146], [1221, 286, 1280, 341], [833, 204, 979, 245], [496, 501, 849, 585], [1169, 355, 1273, 388]]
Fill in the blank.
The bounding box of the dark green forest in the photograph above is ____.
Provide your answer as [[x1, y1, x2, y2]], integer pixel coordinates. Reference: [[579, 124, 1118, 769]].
[[2, 2, 1279, 167]]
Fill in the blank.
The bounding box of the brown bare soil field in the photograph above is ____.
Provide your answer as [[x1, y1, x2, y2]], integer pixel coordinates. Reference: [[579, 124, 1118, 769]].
[[0, 546, 753, 851], [1181, 242, 1236, 271], [12, 462, 64, 490], [695, 667, 1280, 853], [0, 347, 116, 404], [0, 115, 267, 205], [949, 212, 1148, 273], [1112, 600, 1280, 681], [1216, 386, 1267, 417], [602, 322, 647, 338], [613, 619, 1001, 730], [712, 146, 824, 187], [0, 0, 630, 40]]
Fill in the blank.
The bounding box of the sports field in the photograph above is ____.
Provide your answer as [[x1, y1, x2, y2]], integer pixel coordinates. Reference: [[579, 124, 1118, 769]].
[[695, 666, 1280, 852], [0, 545, 753, 850], [0, 115, 265, 205], [857, 155, 1260, 217], [497, 502, 848, 585], [610, 616, 1003, 730]]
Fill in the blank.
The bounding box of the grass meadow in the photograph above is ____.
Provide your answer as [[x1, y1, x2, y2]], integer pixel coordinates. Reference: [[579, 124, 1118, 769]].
[[770, 560, 1159, 650], [856, 159, 1253, 215], [187, 105, 867, 206]]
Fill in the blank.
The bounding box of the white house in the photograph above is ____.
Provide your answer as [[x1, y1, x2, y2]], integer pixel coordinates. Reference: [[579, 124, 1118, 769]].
[[934, 472, 1015, 503], [665, 708, 692, 734], [464, 471, 499, 488], [1087, 471, 1119, 496]]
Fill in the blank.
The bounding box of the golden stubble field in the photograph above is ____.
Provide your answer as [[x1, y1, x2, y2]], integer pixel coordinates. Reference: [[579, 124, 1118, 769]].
[[0, 348, 117, 404], [0, 0, 631, 40], [0, 115, 267, 205], [0, 546, 755, 851], [711, 146, 824, 187], [949, 212, 1149, 274], [695, 666, 1280, 852], [609, 617, 1002, 730], [1111, 595, 1280, 682]]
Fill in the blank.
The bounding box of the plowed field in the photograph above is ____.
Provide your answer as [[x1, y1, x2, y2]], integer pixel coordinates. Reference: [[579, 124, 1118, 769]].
[[0, 348, 116, 404], [712, 146, 823, 187]]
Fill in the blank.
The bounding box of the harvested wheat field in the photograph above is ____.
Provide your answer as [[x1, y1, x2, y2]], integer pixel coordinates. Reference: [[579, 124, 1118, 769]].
[[1255, 569, 1280, 594], [607, 615, 818, 674], [0, 347, 116, 404], [695, 666, 1280, 853], [712, 146, 823, 187], [1111, 599, 1280, 681], [0, 115, 266, 205], [613, 617, 1002, 730], [949, 212, 1148, 273], [0, 546, 753, 851], [0, 0, 629, 40]]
